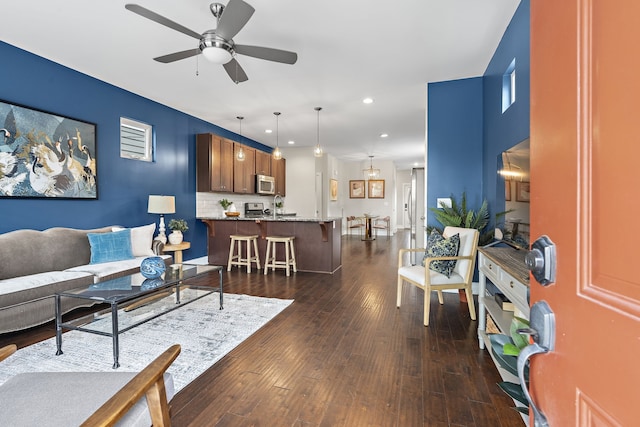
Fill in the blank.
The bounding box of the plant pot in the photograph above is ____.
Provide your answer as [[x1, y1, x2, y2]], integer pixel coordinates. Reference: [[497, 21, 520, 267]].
[[168, 230, 183, 245]]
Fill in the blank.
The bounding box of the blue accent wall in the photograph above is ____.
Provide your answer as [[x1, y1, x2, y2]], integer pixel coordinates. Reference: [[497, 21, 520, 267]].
[[0, 41, 270, 259], [427, 0, 530, 232], [427, 77, 484, 227], [482, 0, 530, 224]]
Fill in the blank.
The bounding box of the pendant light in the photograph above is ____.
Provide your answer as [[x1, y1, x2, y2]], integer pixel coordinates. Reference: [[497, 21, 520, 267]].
[[272, 112, 282, 160], [363, 155, 380, 179], [236, 116, 245, 162], [313, 107, 323, 157]]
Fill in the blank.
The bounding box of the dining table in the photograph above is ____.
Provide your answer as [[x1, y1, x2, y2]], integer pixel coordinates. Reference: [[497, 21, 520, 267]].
[[360, 214, 379, 241]]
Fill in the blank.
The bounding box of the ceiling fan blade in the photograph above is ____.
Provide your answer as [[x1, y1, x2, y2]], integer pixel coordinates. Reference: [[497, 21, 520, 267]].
[[154, 49, 201, 63], [234, 45, 298, 64], [125, 4, 202, 40], [223, 58, 249, 83], [215, 0, 255, 41]]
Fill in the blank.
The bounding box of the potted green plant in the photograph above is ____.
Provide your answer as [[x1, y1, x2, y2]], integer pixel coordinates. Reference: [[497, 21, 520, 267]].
[[168, 219, 188, 244], [219, 198, 235, 212]]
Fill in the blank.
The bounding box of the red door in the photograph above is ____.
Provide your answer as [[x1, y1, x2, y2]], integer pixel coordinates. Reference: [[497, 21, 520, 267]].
[[530, 0, 640, 425]]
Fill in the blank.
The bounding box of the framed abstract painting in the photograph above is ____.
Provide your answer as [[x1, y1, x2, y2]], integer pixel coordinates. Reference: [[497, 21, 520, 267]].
[[0, 99, 97, 199]]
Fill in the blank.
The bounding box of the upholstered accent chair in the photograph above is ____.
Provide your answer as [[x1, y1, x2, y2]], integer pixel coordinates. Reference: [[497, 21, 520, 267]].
[[0, 344, 180, 426], [397, 226, 479, 326]]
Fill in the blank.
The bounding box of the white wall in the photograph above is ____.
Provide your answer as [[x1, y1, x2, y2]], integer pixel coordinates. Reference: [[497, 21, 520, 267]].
[[279, 147, 317, 217], [275, 147, 398, 235]]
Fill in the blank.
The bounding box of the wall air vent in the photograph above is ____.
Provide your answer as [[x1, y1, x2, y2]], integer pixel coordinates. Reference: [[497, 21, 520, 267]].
[[120, 117, 153, 161]]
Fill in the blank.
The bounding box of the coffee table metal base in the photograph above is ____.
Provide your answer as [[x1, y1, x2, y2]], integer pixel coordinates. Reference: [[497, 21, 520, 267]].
[[55, 265, 223, 369]]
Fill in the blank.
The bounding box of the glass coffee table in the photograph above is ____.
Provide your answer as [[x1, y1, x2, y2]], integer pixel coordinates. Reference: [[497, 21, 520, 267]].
[[55, 263, 223, 368]]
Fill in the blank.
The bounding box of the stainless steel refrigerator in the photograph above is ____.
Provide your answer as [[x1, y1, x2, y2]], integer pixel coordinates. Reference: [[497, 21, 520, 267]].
[[407, 167, 425, 264]]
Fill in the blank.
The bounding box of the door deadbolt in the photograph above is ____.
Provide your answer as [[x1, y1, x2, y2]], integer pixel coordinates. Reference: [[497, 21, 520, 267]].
[[525, 235, 557, 286]]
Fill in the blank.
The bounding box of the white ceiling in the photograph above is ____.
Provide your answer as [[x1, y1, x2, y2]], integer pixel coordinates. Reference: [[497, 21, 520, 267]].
[[1, 0, 520, 170]]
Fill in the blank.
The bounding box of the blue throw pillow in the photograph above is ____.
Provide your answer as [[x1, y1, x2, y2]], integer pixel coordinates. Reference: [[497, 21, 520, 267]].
[[88, 229, 134, 264], [422, 230, 460, 277]]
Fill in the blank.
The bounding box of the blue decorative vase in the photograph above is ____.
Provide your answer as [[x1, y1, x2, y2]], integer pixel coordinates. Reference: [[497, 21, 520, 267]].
[[140, 256, 166, 279]]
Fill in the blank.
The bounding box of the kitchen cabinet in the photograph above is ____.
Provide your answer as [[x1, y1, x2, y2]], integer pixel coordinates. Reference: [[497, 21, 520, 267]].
[[272, 157, 286, 196], [233, 143, 256, 194], [196, 133, 233, 192], [255, 150, 271, 176]]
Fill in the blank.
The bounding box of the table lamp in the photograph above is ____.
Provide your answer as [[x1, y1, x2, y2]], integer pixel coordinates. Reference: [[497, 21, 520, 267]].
[[148, 195, 175, 244]]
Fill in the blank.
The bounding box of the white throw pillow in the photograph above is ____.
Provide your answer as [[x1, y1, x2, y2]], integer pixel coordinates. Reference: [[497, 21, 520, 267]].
[[112, 224, 156, 257]]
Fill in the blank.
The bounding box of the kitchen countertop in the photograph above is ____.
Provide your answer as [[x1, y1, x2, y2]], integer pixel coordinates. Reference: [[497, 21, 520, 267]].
[[198, 216, 342, 222]]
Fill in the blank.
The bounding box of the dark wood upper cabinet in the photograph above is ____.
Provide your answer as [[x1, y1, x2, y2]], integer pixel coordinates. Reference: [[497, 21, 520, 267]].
[[233, 143, 256, 194], [196, 133, 233, 192], [255, 150, 271, 176]]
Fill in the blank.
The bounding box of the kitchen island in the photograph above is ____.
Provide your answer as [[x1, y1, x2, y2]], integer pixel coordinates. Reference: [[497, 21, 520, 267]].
[[199, 217, 342, 274]]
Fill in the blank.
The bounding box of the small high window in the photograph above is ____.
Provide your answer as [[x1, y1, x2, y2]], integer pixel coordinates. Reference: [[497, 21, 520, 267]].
[[502, 58, 516, 113], [120, 117, 153, 161]]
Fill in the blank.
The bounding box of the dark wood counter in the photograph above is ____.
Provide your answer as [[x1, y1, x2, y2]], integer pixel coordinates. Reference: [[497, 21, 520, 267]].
[[200, 218, 342, 274]]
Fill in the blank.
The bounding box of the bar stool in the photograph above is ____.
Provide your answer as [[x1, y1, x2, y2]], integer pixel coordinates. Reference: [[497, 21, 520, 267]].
[[263, 236, 297, 276], [227, 235, 261, 273]]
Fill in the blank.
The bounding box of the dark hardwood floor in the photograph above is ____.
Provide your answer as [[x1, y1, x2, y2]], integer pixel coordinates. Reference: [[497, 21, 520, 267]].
[[1, 230, 525, 427]]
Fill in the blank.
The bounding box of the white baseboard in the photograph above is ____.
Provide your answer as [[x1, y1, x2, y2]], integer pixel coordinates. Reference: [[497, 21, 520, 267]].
[[185, 256, 209, 265]]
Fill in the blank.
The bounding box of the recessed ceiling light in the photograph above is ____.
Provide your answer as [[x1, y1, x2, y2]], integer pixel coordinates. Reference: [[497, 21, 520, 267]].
[[362, 97, 374, 104], [288, 140, 295, 145], [265, 129, 273, 134], [414, 162, 419, 167], [380, 133, 388, 138]]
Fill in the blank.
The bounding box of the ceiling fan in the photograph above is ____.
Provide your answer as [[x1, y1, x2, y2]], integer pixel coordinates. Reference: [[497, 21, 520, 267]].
[[125, 0, 298, 83]]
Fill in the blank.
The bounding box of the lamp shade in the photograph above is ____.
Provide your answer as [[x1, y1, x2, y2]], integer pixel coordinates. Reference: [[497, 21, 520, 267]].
[[148, 195, 175, 214]]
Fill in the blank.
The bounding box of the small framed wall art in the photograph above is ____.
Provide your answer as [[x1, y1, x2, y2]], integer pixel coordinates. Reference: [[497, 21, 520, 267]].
[[349, 180, 365, 198], [516, 181, 530, 202], [330, 179, 338, 201], [368, 180, 385, 199]]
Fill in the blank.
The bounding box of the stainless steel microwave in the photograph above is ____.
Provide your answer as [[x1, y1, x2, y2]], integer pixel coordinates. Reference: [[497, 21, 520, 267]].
[[256, 174, 275, 195]]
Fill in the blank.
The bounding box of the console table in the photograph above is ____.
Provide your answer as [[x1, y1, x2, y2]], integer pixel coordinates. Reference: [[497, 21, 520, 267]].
[[477, 246, 530, 424], [477, 246, 530, 350]]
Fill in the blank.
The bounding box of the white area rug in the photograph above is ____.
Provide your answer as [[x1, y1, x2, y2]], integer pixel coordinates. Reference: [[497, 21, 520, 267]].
[[0, 293, 293, 391]]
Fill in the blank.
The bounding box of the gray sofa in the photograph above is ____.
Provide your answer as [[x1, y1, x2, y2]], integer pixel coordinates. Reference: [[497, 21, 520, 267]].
[[0, 225, 170, 334]]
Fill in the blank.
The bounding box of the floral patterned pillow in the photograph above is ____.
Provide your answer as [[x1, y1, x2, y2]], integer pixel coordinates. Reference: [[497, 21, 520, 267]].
[[422, 230, 460, 277]]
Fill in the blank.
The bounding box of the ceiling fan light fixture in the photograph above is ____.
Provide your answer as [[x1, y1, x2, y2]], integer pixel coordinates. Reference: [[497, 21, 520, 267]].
[[201, 46, 232, 64], [199, 32, 233, 64]]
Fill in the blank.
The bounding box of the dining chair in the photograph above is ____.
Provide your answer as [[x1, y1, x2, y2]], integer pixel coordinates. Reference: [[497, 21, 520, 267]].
[[372, 216, 391, 239], [346, 216, 365, 236], [397, 226, 479, 326]]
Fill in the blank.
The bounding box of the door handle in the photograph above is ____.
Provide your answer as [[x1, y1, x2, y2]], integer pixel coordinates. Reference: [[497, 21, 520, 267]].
[[517, 301, 556, 427]]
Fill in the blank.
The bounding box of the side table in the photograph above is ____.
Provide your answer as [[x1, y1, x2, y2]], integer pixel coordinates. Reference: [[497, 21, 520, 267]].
[[163, 241, 190, 264]]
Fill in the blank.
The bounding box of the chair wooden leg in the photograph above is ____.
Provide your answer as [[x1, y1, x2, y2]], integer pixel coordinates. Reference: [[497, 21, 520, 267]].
[[465, 287, 476, 320], [423, 286, 430, 326], [396, 277, 403, 308], [437, 290, 444, 304]]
